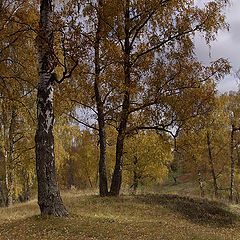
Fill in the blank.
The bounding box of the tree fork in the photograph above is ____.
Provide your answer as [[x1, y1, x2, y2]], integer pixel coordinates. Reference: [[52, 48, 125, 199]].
[[110, 0, 131, 196], [95, 0, 109, 197]]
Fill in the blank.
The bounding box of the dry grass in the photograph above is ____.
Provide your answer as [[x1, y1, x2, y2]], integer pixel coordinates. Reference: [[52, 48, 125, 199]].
[[0, 191, 239, 240]]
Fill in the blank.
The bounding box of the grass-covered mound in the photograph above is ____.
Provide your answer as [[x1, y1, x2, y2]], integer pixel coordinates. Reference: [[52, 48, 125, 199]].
[[0, 192, 239, 240], [137, 194, 239, 227]]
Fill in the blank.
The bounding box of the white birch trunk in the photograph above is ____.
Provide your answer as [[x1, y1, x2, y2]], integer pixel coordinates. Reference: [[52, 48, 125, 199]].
[[35, 0, 68, 216]]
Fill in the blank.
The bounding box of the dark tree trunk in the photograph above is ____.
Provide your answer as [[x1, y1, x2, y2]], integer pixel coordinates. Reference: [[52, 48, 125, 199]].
[[98, 125, 108, 196], [0, 0, 3, 14], [110, 0, 131, 196], [236, 145, 240, 169], [230, 125, 235, 202], [110, 132, 126, 196], [94, 0, 108, 197], [206, 132, 218, 198], [0, 181, 6, 207], [35, 0, 68, 217], [19, 171, 31, 202]]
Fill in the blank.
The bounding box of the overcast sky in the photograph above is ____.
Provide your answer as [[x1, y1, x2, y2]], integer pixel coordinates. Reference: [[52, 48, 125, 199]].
[[195, 0, 240, 93]]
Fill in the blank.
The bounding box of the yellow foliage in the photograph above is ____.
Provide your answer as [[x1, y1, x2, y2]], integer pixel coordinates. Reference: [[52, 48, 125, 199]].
[[124, 131, 173, 187]]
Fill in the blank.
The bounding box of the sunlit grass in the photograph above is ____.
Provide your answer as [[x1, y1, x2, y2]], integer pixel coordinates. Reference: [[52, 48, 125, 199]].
[[0, 190, 239, 240]]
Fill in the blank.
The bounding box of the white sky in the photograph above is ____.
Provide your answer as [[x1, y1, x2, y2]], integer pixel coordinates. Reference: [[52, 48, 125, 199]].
[[195, 0, 240, 93]]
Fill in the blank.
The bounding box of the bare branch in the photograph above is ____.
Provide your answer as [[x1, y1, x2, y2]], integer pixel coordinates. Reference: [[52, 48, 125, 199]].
[[67, 113, 99, 131]]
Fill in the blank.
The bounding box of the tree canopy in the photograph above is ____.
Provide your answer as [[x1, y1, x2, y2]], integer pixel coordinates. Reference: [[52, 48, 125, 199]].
[[1, 0, 240, 216]]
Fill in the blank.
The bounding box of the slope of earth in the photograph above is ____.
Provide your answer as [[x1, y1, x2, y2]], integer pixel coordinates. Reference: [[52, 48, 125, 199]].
[[0, 192, 239, 240]]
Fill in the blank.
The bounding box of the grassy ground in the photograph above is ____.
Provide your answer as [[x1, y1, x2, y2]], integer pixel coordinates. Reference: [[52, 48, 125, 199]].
[[0, 190, 240, 240]]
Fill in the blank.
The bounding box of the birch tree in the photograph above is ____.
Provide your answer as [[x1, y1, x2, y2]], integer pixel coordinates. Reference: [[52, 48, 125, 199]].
[[47, 0, 231, 197], [35, 0, 68, 216], [107, 0, 231, 196]]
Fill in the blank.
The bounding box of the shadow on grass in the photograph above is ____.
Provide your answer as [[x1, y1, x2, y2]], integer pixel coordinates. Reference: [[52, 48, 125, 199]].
[[137, 194, 239, 227]]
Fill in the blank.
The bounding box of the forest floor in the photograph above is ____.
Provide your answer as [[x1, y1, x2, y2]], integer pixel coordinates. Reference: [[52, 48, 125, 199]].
[[0, 187, 240, 239]]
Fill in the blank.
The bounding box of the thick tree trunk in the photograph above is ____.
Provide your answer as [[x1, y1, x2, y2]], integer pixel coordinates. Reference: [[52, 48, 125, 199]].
[[35, 77, 68, 216], [94, 0, 108, 197], [230, 125, 235, 202], [110, 0, 131, 196], [206, 132, 218, 198], [19, 170, 31, 202], [98, 125, 108, 195], [35, 0, 68, 217], [110, 132, 126, 196]]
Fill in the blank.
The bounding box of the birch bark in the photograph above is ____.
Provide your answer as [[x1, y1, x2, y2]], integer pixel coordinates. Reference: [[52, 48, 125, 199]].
[[35, 0, 68, 216]]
